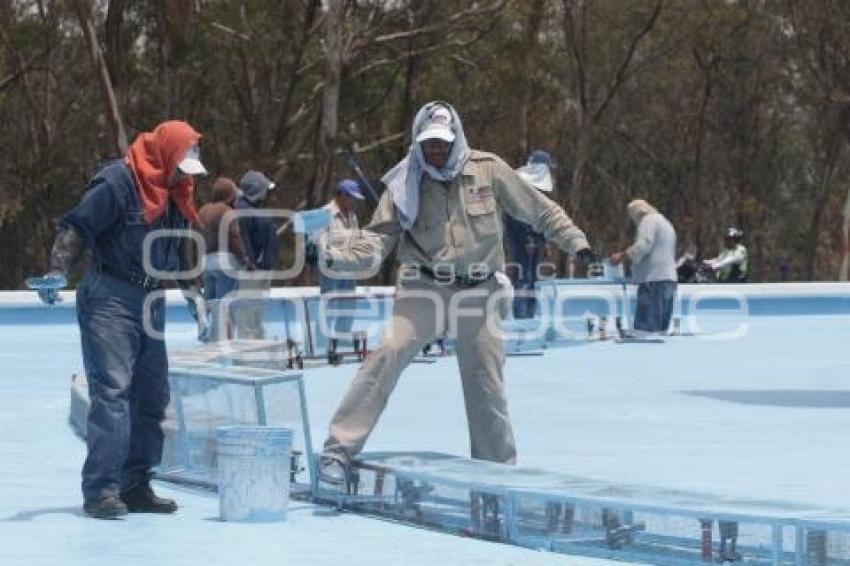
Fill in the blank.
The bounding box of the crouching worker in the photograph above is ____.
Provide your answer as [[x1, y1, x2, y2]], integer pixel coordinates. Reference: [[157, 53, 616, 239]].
[[703, 227, 748, 283], [36, 121, 208, 518], [609, 199, 677, 334], [317, 101, 597, 485], [197, 177, 249, 341]]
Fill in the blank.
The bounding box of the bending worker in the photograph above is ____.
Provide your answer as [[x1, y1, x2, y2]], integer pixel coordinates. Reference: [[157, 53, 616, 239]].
[[197, 177, 248, 341], [704, 227, 748, 283], [37, 121, 207, 519], [234, 170, 278, 339], [317, 101, 597, 484], [609, 199, 677, 334]]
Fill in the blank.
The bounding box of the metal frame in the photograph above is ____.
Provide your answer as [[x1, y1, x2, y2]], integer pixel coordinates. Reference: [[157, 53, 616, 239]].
[[167, 364, 315, 493], [315, 451, 850, 565]]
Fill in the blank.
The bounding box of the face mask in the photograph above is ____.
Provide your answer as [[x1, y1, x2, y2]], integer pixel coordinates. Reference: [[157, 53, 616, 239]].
[[516, 163, 553, 193]]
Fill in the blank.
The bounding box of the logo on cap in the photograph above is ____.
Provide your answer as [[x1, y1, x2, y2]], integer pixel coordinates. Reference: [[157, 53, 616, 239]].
[[431, 107, 452, 126], [415, 106, 456, 143]]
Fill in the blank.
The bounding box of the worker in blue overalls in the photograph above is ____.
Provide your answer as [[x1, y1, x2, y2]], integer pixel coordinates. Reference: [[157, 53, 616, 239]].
[[36, 120, 207, 519]]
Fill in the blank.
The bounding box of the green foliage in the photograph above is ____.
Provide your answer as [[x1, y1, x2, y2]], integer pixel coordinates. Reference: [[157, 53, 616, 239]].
[[1, 0, 849, 288]]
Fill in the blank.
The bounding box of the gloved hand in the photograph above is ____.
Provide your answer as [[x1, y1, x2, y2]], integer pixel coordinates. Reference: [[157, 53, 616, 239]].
[[608, 251, 626, 266], [38, 286, 61, 305], [587, 262, 606, 279], [187, 296, 200, 322], [186, 296, 210, 342], [26, 272, 68, 305], [319, 241, 335, 270], [575, 247, 599, 265]]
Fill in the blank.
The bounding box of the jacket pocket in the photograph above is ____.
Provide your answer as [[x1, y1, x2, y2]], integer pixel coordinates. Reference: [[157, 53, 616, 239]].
[[464, 190, 499, 238]]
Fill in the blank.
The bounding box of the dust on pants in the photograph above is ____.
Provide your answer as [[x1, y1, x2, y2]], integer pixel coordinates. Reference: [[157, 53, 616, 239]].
[[323, 275, 516, 465]]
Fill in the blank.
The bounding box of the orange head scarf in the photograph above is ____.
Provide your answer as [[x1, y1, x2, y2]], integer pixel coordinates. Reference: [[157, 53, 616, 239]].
[[125, 120, 203, 225]]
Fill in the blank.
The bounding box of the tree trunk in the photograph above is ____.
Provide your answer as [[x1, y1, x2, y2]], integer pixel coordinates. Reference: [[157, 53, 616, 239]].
[[518, 0, 545, 161], [803, 133, 844, 280], [691, 49, 714, 257], [156, 0, 192, 116], [312, 0, 344, 206], [569, 115, 591, 214], [397, 40, 418, 160], [71, 0, 127, 153], [272, 0, 319, 154]]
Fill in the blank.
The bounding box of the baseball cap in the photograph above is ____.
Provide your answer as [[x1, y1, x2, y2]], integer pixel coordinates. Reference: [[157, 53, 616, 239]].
[[337, 178, 365, 200], [239, 170, 275, 203], [528, 149, 556, 169], [415, 106, 456, 143], [177, 143, 207, 176]]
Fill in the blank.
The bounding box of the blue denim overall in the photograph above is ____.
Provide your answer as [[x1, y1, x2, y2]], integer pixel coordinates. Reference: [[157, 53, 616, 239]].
[[61, 161, 187, 502]]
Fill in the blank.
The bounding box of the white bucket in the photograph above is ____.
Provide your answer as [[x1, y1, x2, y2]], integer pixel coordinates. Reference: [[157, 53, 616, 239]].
[[217, 426, 293, 522]]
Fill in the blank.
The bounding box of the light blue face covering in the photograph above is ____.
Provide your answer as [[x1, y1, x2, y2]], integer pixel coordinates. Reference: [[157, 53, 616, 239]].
[[382, 101, 472, 229], [516, 162, 554, 193]]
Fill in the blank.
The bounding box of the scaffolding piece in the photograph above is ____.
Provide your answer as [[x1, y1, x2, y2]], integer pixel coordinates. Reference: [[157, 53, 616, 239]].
[[314, 451, 850, 565], [159, 365, 314, 495]]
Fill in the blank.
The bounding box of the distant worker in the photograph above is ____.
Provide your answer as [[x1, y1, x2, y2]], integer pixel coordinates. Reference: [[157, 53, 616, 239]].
[[703, 227, 748, 283], [197, 177, 249, 341], [35, 120, 207, 519], [234, 170, 277, 339], [317, 101, 597, 486], [609, 199, 677, 334], [314, 179, 365, 344], [505, 149, 555, 319]]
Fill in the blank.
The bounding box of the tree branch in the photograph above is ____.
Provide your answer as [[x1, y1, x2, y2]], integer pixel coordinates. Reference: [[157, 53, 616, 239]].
[[0, 49, 49, 92], [562, 0, 588, 112], [353, 0, 506, 50], [592, 0, 663, 122], [72, 0, 127, 153]]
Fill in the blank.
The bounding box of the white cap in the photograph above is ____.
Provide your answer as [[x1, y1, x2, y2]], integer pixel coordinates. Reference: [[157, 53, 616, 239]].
[[177, 144, 207, 176], [415, 107, 456, 143]]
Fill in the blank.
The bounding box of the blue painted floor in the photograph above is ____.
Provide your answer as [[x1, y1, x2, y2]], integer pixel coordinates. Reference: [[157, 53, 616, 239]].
[[2, 302, 849, 565]]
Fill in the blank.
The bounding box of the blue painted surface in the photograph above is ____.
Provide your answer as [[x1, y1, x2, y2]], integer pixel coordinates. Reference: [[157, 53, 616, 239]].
[[0, 317, 606, 566], [2, 284, 850, 565], [537, 280, 850, 318], [682, 389, 850, 408], [4, 283, 850, 329]]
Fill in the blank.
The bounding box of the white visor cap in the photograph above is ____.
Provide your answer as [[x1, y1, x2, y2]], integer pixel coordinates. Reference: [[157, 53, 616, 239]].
[[177, 144, 207, 176], [415, 107, 456, 143]]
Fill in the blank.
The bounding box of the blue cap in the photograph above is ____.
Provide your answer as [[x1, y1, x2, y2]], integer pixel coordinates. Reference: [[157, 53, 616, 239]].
[[337, 178, 365, 200], [529, 149, 556, 169]]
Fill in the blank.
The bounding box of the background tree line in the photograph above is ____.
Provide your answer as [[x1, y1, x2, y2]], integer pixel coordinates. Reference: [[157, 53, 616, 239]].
[[1, 0, 849, 289]]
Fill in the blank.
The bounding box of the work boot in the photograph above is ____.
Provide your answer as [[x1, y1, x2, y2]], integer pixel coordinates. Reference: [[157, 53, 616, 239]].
[[318, 455, 348, 487], [120, 482, 178, 514], [83, 495, 128, 520]]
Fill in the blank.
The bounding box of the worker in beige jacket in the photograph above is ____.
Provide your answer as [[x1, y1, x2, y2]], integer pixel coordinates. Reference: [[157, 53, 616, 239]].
[[318, 101, 597, 485]]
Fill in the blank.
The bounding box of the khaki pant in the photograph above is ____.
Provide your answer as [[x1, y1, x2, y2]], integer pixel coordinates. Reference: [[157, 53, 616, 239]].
[[323, 276, 516, 465], [233, 273, 271, 340]]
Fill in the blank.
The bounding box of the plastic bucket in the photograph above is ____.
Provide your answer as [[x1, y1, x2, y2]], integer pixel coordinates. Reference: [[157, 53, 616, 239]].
[[216, 425, 293, 522]]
